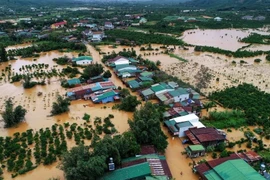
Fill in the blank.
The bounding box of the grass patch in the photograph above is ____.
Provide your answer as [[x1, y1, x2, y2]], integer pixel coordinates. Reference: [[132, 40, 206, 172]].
[[202, 110, 246, 129], [168, 53, 188, 62]]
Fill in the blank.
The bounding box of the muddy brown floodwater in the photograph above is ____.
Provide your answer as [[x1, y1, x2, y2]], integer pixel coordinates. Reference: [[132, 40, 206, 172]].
[[182, 28, 270, 51], [0, 44, 134, 180]]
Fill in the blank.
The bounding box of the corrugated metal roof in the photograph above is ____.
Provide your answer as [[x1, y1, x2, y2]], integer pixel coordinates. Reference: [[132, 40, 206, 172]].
[[188, 145, 205, 152], [140, 71, 153, 77], [204, 159, 265, 180], [72, 56, 93, 61], [151, 84, 166, 92], [101, 162, 151, 180], [142, 89, 154, 96], [67, 78, 80, 85], [127, 80, 140, 89]]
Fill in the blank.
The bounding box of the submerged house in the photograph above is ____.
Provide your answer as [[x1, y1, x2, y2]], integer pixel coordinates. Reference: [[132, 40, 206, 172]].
[[164, 114, 205, 137], [72, 56, 93, 65], [89, 89, 119, 103], [185, 145, 205, 158], [185, 127, 226, 147], [67, 78, 81, 86], [67, 81, 116, 100]]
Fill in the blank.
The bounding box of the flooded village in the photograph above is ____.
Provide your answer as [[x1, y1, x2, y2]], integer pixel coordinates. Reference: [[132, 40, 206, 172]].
[[1, 0, 270, 180]]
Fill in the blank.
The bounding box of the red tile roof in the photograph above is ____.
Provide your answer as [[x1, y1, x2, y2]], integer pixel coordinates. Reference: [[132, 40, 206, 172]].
[[53, 21, 67, 27]]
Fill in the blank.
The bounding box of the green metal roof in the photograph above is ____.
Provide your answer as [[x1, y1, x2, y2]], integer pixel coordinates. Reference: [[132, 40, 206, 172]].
[[127, 80, 140, 89], [128, 57, 138, 63], [177, 121, 192, 128], [142, 89, 154, 96], [151, 84, 165, 92], [204, 159, 265, 180], [96, 91, 117, 101], [101, 162, 151, 180], [188, 145, 205, 152], [140, 71, 154, 77], [73, 56, 93, 61], [139, 76, 153, 82], [67, 78, 80, 85], [169, 88, 189, 97], [164, 120, 178, 133], [145, 176, 168, 180], [178, 111, 189, 116]]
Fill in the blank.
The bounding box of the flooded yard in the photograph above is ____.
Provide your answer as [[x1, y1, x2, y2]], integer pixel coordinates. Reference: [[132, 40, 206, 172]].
[[0, 44, 134, 179]]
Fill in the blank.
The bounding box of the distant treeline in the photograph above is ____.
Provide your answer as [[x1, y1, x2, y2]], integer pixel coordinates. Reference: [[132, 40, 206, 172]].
[[7, 41, 86, 58], [194, 45, 270, 58]]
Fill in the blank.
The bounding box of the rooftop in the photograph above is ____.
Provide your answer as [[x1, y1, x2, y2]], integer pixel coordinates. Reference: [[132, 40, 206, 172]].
[[177, 121, 193, 128], [141, 88, 154, 97], [204, 159, 265, 180], [72, 56, 93, 62], [127, 79, 140, 89], [151, 84, 166, 93], [172, 114, 199, 123], [67, 78, 80, 85], [140, 71, 154, 77], [186, 127, 226, 143], [188, 145, 205, 152], [101, 162, 151, 180]]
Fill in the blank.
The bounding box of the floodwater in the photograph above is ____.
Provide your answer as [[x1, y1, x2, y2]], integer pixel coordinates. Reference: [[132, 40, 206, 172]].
[[0, 44, 133, 179], [162, 125, 213, 180], [182, 29, 270, 51]]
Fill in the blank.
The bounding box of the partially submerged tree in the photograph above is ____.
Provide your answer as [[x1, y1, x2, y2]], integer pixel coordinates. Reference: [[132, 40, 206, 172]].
[[0, 46, 8, 62], [118, 95, 140, 112], [60, 144, 107, 180], [102, 70, 112, 79], [82, 63, 104, 80], [128, 102, 168, 152], [2, 98, 27, 128], [51, 95, 70, 115]]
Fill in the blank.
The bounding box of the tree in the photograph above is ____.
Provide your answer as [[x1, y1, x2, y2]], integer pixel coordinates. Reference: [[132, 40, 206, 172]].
[[119, 88, 130, 98], [60, 144, 107, 180], [128, 102, 168, 152], [0, 46, 8, 62], [82, 63, 104, 80], [118, 95, 140, 112], [2, 98, 26, 128], [51, 95, 70, 115], [195, 65, 212, 89], [102, 70, 112, 79]]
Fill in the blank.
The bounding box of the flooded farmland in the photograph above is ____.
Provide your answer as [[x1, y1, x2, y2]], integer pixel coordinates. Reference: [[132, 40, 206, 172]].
[[182, 28, 270, 51]]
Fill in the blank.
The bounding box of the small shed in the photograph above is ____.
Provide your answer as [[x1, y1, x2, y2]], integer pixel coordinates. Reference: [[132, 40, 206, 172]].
[[67, 78, 81, 86], [185, 145, 205, 158]]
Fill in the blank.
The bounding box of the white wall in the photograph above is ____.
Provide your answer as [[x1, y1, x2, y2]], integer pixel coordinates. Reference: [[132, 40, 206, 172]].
[[76, 60, 92, 65], [179, 125, 193, 137], [174, 94, 189, 102]]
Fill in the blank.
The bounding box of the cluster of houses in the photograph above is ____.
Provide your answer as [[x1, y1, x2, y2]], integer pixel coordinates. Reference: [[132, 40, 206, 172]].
[[242, 15, 266, 21]]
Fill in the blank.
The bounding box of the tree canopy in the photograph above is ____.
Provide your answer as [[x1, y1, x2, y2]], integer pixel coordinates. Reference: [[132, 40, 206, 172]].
[[2, 98, 26, 128], [118, 95, 141, 112], [81, 63, 104, 80], [128, 102, 168, 152], [51, 95, 70, 115]]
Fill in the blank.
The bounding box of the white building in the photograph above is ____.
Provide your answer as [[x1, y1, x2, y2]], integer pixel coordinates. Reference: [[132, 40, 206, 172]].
[[165, 114, 205, 137], [214, 17, 222, 22], [72, 56, 93, 65]]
